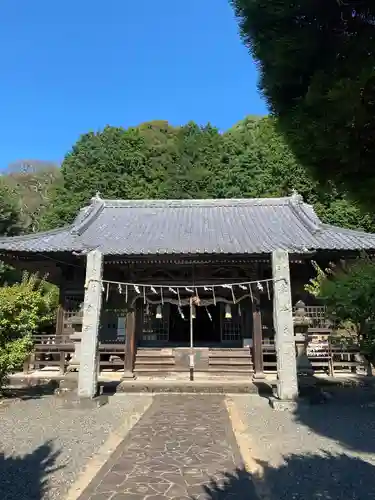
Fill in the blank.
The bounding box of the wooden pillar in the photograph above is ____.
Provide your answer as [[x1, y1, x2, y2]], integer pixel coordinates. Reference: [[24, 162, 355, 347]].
[[252, 290, 265, 379], [78, 249, 103, 399], [272, 249, 298, 400], [123, 305, 136, 378]]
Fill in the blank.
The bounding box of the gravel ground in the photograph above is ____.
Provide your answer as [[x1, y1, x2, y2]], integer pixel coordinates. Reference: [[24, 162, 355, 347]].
[[0, 393, 150, 500], [233, 390, 375, 500]]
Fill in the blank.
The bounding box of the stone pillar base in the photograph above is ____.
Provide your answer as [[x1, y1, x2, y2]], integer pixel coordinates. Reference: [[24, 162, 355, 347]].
[[57, 378, 78, 394], [121, 371, 136, 379], [252, 372, 266, 381], [268, 396, 300, 411], [57, 393, 108, 409]]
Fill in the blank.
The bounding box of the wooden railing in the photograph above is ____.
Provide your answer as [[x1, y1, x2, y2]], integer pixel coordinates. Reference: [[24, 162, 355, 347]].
[[23, 334, 74, 373], [262, 338, 365, 375], [23, 334, 126, 374]]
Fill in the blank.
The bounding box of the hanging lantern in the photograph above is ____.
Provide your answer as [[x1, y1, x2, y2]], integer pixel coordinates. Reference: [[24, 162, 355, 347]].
[[225, 304, 232, 319], [156, 305, 162, 319], [191, 304, 196, 319]]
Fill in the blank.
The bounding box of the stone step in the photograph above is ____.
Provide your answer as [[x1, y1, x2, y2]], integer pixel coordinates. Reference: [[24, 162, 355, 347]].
[[116, 380, 259, 394], [135, 356, 175, 363], [209, 351, 251, 358], [134, 367, 184, 371], [133, 368, 186, 376], [134, 359, 175, 365], [209, 358, 252, 365], [208, 366, 253, 373], [136, 351, 173, 357], [209, 348, 249, 351], [134, 365, 178, 371]]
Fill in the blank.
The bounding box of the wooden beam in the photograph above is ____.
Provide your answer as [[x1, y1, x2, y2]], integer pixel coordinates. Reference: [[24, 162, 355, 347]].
[[252, 290, 265, 379]]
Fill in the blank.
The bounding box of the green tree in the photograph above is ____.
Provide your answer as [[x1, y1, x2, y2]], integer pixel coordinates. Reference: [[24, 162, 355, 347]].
[[221, 116, 375, 231], [0, 181, 21, 236], [4, 160, 62, 233], [41, 116, 375, 232], [0, 272, 58, 390], [231, 1, 375, 208], [305, 257, 375, 364], [0, 181, 23, 284], [40, 121, 225, 227], [41, 126, 154, 228], [163, 122, 225, 199]]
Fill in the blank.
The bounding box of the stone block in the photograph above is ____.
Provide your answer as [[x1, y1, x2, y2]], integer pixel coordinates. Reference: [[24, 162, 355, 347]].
[[56, 393, 108, 409], [268, 397, 299, 411], [58, 377, 78, 392]]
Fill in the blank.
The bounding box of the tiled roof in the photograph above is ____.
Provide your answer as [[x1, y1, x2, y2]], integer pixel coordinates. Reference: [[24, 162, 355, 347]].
[[1, 193, 375, 255]]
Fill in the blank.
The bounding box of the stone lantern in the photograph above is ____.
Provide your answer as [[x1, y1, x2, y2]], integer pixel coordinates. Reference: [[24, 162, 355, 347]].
[[293, 300, 313, 375]]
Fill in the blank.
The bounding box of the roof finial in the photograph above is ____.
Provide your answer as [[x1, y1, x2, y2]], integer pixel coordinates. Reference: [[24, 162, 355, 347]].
[[91, 191, 102, 203], [290, 189, 303, 204]]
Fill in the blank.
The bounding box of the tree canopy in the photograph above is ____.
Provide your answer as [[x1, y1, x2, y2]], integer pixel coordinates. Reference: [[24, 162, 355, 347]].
[[1, 160, 61, 233], [39, 117, 375, 232], [305, 256, 375, 363], [1, 119, 373, 235], [231, 0, 375, 208], [0, 181, 21, 237]]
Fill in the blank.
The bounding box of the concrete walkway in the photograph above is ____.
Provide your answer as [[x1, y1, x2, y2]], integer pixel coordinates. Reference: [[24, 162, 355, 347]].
[[73, 395, 257, 500]]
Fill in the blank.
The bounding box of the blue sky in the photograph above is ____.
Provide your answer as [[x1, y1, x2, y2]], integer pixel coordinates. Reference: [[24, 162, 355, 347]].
[[0, 0, 266, 168]]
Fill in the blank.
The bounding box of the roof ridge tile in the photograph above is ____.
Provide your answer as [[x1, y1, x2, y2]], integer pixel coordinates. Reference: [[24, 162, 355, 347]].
[[71, 198, 105, 236], [101, 197, 290, 209], [1, 195, 375, 255]]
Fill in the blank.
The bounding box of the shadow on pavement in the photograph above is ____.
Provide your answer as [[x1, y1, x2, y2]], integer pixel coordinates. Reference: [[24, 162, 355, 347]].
[[252, 380, 274, 399], [260, 451, 375, 500], [0, 441, 61, 500], [197, 467, 258, 499], [198, 453, 375, 500], [294, 382, 375, 454], [2, 383, 58, 401]]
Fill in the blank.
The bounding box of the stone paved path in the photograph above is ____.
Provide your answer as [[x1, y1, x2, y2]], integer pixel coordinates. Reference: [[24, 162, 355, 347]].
[[77, 395, 256, 500]]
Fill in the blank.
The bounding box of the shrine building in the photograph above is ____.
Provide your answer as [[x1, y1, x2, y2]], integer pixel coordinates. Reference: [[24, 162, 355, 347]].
[[1, 192, 375, 400]]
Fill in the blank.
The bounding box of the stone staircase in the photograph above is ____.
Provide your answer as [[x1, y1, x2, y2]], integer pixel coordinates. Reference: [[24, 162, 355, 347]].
[[134, 347, 253, 378], [134, 348, 176, 377], [208, 348, 253, 376]]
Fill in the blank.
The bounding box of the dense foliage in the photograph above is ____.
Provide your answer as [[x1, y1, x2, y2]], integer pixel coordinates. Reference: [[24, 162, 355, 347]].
[[0, 181, 21, 236], [0, 178, 59, 388], [39, 117, 375, 232], [305, 257, 375, 363], [231, 0, 375, 208], [0, 273, 58, 389], [4, 160, 62, 233]]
